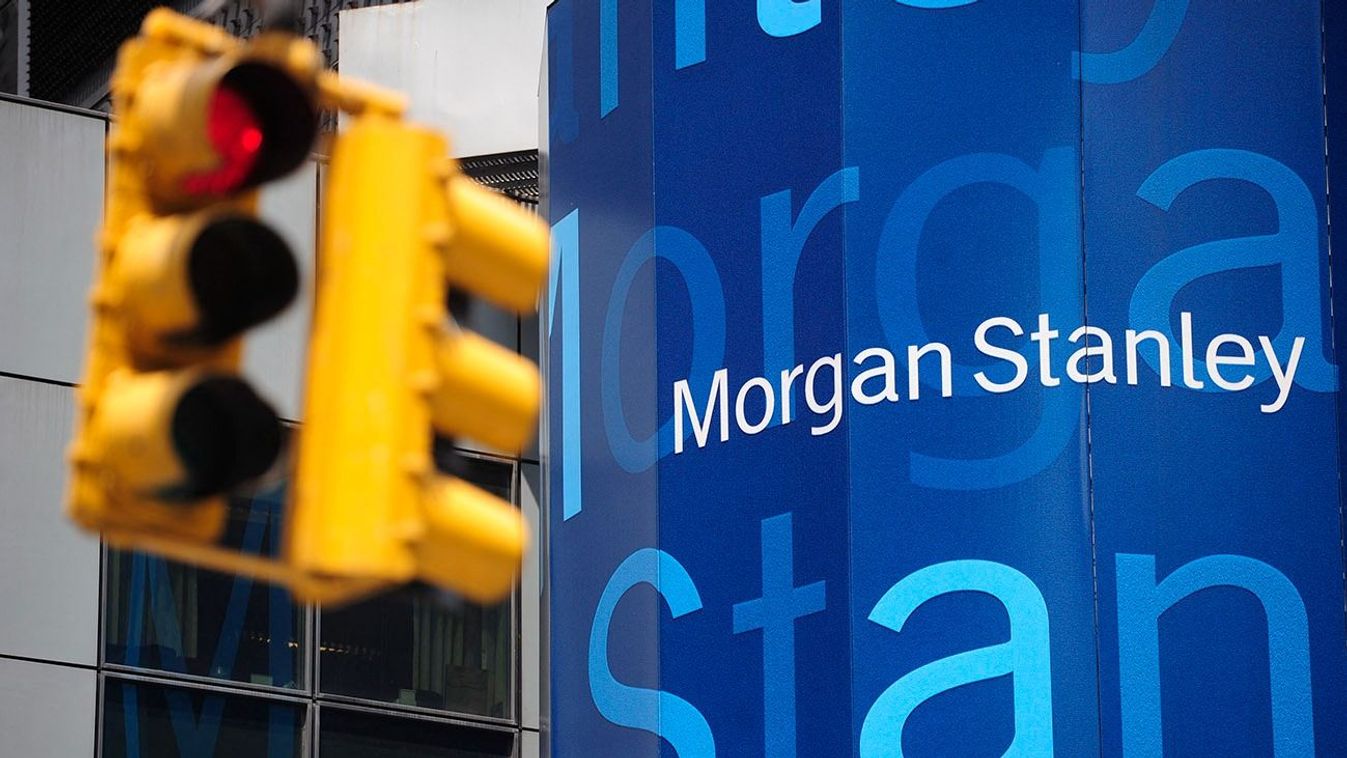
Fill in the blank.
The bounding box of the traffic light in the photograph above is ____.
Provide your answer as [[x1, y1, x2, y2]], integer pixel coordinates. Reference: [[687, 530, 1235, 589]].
[[68, 10, 319, 552], [68, 8, 548, 606], [287, 112, 549, 604]]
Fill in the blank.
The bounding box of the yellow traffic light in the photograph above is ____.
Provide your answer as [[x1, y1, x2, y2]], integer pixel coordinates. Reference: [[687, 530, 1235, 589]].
[[68, 8, 548, 607], [287, 113, 549, 604], [69, 9, 317, 551]]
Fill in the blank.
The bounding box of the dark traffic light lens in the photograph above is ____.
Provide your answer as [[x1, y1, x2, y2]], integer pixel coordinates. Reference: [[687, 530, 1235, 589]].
[[170, 375, 283, 498], [187, 216, 299, 345]]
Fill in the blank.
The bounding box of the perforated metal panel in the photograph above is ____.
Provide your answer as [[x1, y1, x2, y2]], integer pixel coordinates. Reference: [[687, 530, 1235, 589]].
[[25, 0, 416, 107], [461, 151, 540, 208], [27, 0, 163, 102]]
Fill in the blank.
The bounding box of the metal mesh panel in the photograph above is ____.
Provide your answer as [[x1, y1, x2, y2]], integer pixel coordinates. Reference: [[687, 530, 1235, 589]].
[[0, 0, 19, 94], [208, 0, 407, 69], [28, 0, 165, 102], [26, 0, 414, 106], [461, 151, 540, 209]]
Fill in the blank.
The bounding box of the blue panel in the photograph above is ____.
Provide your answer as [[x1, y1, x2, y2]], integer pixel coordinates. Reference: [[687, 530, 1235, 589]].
[[547, 1, 661, 756], [841, 1, 1097, 755], [1083, 1, 1347, 755], [652, 2, 849, 756]]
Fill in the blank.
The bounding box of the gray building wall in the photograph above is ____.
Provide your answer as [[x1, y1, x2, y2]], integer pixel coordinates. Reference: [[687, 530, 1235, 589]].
[[0, 96, 104, 758]]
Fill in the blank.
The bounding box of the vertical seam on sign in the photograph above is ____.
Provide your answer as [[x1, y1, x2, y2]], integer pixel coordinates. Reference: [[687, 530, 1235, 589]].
[[1318, 0, 1347, 633], [1076, 2, 1107, 755], [649, 1, 663, 739], [835, 4, 855, 750]]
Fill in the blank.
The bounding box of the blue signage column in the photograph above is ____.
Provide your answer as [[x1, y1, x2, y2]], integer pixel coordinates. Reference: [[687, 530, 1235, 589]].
[[651, 3, 852, 758], [548, 2, 851, 755], [1083, 2, 1347, 754], [546, 1, 662, 755], [548, 1, 1347, 756], [842, 1, 1097, 755]]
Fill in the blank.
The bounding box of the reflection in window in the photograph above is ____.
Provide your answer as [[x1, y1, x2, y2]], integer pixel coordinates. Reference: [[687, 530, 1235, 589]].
[[320, 455, 516, 718], [104, 487, 304, 689], [319, 707, 514, 758], [102, 677, 303, 758]]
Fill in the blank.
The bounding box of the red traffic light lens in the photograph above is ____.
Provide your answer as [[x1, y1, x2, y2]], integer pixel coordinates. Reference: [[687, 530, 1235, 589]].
[[181, 86, 264, 196], [168, 62, 317, 202]]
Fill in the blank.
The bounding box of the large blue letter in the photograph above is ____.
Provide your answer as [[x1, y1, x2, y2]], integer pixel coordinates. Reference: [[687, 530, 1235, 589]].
[[1116, 553, 1313, 757], [121, 495, 293, 756], [758, 0, 821, 38], [601, 0, 707, 117], [893, 0, 977, 8], [589, 549, 715, 756], [600, 0, 618, 116], [602, 227, 725, 473], [761, 167, 860, 377], [732, 513, 827, 757], [549, 210, 583, 519], [874, 148, 1082, 489], [860, 560, 1054, 757], [1129, 149, 1335, 393], [1074, 0, 1189, 84]]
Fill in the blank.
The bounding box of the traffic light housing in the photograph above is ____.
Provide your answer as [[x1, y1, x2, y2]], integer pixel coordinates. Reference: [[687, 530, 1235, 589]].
[[69, 10, 318, 551], [287, 114, 548, 604]]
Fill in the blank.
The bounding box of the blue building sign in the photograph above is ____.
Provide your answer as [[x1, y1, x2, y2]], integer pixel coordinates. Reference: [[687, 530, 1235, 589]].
[[547, 1, 1347, 754]]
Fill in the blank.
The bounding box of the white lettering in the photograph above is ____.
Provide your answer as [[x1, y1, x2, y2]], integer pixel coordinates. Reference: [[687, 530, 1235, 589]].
[[735, 376, 776, 435], [806, 353, 844, 436], [1126, 329, 1171, 387], [907, 342, 953, 400], [974, 317, 1028, 394], [1260, 336, 1305, 414], [1067, 325, 1117, 384], [674, 369, 729, 454], [1206, 334, 1256, 392], [779, 364, 804, 424], [851, 347, 901, 406]]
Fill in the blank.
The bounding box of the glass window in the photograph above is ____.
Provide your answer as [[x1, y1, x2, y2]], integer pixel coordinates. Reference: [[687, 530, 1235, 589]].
[[102, 677, 304, 758], [104, 486, 305, 689], [319, 706, 515, 758], [320, 454, 516, 719]]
